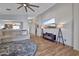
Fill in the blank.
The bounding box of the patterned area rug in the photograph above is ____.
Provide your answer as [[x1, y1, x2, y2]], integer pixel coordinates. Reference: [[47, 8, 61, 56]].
[[0, 39, 37, 56]]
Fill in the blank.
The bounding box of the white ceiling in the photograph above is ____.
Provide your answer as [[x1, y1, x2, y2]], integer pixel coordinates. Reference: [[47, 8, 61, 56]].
[[0, 3, 55, 18]]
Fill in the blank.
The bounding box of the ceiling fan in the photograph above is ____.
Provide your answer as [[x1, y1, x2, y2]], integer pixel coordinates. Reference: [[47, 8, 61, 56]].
[[17, 3, 39, 12]]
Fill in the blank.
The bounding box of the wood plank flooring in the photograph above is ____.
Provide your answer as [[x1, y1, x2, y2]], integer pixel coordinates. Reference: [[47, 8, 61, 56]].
[[31, 35, 79, 56]]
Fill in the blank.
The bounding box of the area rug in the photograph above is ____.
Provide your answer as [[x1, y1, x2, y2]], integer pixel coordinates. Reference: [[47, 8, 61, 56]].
[[0, 39, 37, 56]]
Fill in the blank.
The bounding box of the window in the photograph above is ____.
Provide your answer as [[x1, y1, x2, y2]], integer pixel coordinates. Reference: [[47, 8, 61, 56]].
[[0, 21, 22, 29], [0, 25, 4, 29], [13, 26, 20, 29], [13, 23, 21, 29]]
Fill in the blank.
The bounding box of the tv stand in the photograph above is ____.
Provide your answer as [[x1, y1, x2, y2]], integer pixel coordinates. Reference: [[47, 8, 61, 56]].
[[43, 32, 56, 42]]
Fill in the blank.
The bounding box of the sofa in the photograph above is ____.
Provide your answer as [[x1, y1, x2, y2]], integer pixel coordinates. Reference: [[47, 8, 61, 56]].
[[43, 32, 56, 42], [0, 29, 30, 43]]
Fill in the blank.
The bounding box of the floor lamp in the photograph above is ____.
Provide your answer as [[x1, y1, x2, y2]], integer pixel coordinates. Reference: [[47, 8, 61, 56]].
[[41, 25, 47, 37], [57, 24, 65, 45]]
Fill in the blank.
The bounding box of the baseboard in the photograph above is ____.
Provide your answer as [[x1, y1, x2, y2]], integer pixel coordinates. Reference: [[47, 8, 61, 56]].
[[73, 47, 79, 51]]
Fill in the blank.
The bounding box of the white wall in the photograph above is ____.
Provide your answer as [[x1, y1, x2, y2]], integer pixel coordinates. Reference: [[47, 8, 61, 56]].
[[73, 4, 79, 51], [35, 3, 73, 46]]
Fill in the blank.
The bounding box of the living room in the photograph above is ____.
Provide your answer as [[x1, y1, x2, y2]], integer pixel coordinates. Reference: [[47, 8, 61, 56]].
[[0, 3, 79, 56]]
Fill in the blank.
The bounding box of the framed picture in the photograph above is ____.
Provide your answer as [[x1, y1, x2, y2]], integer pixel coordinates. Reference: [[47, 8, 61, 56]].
[[47, 23, 56, 28]]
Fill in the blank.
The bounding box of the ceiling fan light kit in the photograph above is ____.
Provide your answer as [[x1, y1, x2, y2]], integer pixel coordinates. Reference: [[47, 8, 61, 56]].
[[23, 4, 26, 6]]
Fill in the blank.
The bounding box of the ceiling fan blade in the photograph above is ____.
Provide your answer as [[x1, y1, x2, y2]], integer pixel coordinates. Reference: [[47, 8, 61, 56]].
[[17, 5, 23, 9], [28, 6, 35, 12], [29, 4, 39, 8], [24, 6, 27, 12]]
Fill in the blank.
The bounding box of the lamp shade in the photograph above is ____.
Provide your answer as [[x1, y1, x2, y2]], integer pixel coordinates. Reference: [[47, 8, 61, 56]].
[[41, 25, 47, 29], [57, 24, 64, 28]]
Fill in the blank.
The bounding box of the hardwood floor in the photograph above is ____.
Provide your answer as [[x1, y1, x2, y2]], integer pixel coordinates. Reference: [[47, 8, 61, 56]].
[[31, 35, 79, 56]]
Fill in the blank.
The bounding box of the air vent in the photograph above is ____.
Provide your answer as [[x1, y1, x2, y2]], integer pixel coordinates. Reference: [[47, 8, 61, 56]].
[[6, 8, 11, 11]]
